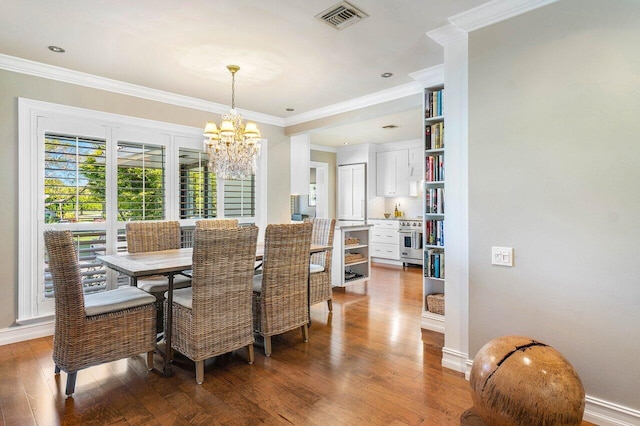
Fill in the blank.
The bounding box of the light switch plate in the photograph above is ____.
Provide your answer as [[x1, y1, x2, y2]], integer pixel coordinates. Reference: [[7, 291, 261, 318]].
[[492, 246, 513, 267]]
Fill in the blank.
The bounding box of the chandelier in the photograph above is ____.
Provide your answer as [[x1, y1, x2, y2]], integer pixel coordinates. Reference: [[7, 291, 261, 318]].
[[203, 65, 261, 180]]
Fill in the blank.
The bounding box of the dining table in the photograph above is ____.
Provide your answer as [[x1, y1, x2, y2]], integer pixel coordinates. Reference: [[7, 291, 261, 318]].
[[97, 243, 331, 377]]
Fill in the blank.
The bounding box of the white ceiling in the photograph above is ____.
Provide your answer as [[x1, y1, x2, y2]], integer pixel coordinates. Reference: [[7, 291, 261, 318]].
[[0, 0, 489, 146]]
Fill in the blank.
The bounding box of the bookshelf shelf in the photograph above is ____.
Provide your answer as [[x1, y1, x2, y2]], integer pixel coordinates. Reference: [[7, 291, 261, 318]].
[[423, 85, 446, 335]]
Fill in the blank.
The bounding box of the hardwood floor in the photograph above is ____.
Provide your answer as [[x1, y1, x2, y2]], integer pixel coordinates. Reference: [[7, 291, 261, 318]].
[[0, 264, 592, 425]]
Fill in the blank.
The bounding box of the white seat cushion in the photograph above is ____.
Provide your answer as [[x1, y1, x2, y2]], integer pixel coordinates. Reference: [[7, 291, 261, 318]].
[[253, 275, 263, 293], [164, 287, 193, 309], [85, 286, 156, 317], [137, 274, 192, 293], [310, 263, 325, 274]]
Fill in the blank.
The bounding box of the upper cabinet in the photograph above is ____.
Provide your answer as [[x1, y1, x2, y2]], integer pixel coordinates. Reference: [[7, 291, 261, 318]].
[[376, 149, 409, 197], [338, 163, 366, 220]]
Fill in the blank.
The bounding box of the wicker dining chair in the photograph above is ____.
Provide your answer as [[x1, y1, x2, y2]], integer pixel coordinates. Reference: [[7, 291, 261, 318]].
[[305, 218, 336, 312], [166, 226, 258, 384], [252, 222, 313, 356], [125, 221, 192, 330], [44, 230, 156, 396], [195, 218, 239, 229]]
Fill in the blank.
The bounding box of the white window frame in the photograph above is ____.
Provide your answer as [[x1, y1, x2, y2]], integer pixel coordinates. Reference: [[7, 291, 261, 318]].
[[18, 98, 267, 322]]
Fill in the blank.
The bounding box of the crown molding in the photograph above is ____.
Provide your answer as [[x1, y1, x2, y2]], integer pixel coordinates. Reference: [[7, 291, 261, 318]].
[[427, 23, 468, 46], [409, 64, 444, 89], [449, 0, 560, 33], [310, 144, 337, 153], [0, 53, 285, 127], [284, 81, 423, 127], [428, 0, 560, 46]]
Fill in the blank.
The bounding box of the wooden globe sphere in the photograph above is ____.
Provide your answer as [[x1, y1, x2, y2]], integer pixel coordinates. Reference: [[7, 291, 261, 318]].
[[469, 335, 585, 426]]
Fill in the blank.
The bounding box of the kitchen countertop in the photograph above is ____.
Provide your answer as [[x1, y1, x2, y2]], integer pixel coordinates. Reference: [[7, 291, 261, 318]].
[[336, 221, 374, 229]]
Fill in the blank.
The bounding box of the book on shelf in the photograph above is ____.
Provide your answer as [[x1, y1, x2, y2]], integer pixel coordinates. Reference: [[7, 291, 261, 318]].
[[425, 219, 445, 246], [425, 125, 432, 150], [424, 248, 445, 278], [425, 89, 444, 119]]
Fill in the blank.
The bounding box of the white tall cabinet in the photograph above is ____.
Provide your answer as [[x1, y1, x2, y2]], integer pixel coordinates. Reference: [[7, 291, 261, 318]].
[[338, 163, 366, 221]]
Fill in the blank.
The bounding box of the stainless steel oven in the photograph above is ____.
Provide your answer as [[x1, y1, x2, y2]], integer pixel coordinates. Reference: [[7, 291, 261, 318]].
[[399, 220, 423, 266]]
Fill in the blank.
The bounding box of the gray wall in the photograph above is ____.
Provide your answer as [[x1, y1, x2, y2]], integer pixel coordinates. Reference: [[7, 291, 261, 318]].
[[0, 69, 289, 329], [468, 0, 640, 409]]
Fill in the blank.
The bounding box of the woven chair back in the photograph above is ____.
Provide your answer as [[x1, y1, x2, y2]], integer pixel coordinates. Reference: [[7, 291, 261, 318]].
[[259, 222, 313, 334], [126, 220, 181, 253], [305, 218, 336, 269], [190, 226, 258, 324], [195, 219, 239, 229], [44, 230, 86, 326]]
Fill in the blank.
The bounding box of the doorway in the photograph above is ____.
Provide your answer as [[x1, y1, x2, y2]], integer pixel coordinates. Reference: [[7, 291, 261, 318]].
[[310, 161, 329, 218]]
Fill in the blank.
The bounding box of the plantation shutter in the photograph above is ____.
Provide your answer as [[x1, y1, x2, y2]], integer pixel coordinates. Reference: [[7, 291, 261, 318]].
[[223, 176, 255, 218], [178, 149, 217, 219]]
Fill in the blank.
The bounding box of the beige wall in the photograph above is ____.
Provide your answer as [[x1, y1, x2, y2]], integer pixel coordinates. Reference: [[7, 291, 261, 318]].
[[310, 150, 337, 219], [468, 0, 640, 409], [0, 69, 288, 329]]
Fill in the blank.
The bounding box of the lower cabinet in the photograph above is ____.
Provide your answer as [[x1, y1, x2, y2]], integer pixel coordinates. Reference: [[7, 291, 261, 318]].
[[332, 223, 372, 287], [369, 219, 400, 261]]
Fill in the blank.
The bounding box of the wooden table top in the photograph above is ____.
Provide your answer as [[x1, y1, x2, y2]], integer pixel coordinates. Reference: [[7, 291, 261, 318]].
[[97, 243, 331, 277]]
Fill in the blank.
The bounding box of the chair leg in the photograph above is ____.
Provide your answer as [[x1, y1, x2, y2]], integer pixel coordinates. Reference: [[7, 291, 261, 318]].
[[146, 351, 154, 371], [195, 360, 204, 385], [264, 336, 272, 357], [247, 343, 254, 364], [327, 299, 333, 312], [301, 324, 309, 342], [65, 372, 77, 396], [54, 365, 60, 374]]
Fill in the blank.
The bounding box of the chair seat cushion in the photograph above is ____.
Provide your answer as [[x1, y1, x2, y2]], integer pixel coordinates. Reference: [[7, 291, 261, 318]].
[[137, 274, 192, 293], [252, 275, 263, 293], [164, 287, 193, 309], [310, 263, 325, 274], [85, 287, 156, 317]]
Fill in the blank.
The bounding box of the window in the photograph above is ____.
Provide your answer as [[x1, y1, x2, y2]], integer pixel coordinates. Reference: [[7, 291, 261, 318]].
[[44, 134, 107, 223], [179, 148, 217, 219], [19, 99, 267, 322], [117, 142, 166, 221], [224, 176, 255, 218]]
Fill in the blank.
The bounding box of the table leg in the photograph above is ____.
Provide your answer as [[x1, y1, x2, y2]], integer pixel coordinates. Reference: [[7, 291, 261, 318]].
[[162, 272, 174, 377]]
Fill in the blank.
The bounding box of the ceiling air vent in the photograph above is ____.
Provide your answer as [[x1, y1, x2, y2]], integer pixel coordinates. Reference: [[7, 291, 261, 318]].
[[315, 1, 369, 30]]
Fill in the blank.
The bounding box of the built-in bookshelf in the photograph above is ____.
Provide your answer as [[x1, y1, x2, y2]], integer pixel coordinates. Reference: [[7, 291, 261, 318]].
[[423, 86, 445, 334]]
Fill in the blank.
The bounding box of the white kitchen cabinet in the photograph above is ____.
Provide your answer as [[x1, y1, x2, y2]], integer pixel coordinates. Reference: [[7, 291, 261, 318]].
[[369, 219, 400, 261], [408, 147, 423, 180], [376, 150, 409, 197], [338, 163, 366, 220], [332, 223, 372, 287]]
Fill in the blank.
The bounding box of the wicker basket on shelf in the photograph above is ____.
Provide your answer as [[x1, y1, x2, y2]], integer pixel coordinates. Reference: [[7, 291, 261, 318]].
[[344, 237, 360, 246], [426, 293, 445, 315]]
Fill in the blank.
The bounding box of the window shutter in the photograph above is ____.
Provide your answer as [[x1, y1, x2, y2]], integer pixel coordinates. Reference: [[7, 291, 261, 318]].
[[117, 142, 165, 221], [179, 149, 217, 219]]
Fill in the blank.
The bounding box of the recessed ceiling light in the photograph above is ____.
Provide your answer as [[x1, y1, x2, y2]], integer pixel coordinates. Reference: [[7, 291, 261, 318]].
[[382, 124, 398, 129], [48, 45, 65, 53], [286, 108, 295, 112], [381, 72, 393, 78], [343, 142, 349, 145]]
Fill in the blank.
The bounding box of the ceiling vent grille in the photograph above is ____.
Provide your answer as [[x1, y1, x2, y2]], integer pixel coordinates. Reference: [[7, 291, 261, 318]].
[[315, 1, 369, 30]]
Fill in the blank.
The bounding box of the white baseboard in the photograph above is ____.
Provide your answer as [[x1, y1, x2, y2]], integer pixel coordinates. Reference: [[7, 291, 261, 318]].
[[441, 346, 468, 373], [370, 257, 403, 266], [0, 321, 54, 346], [461, 358, 640, 425], [583, 396, 640, 426]]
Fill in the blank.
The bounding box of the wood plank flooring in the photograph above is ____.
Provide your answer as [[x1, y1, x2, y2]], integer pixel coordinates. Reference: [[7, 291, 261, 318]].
[[0, 264, 593, 425]]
